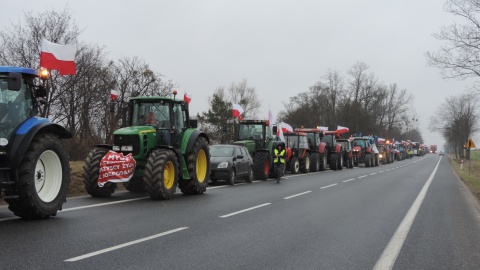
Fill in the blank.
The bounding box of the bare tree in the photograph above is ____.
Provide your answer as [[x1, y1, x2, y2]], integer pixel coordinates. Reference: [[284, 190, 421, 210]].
[[426, 0, 480, 80], [430, 92, 480, 158], [228, 79, 261, 119]]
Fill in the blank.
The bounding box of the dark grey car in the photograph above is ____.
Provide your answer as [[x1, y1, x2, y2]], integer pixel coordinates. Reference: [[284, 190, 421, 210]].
[[210, 145, 254, 185]]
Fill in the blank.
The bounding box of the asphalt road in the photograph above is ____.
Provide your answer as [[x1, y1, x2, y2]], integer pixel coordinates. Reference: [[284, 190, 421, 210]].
[[1, 155, 479, 270]]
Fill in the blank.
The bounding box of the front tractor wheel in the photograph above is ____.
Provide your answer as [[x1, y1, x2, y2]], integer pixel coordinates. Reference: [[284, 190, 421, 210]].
[[6, 134, 70, 219], [83, 147, 116, 197], [253, 151, 271, 180], [144, 149, 179, 200], [330, 154, 338, 171], [179, 137, 210, 195]]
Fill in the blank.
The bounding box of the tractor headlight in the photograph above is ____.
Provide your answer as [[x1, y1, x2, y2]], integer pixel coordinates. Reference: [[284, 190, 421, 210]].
[[112, 145, 120, 151], [217, 161, 228, 168], [379, 154, 383, 158], [121, 145, 134, 151]]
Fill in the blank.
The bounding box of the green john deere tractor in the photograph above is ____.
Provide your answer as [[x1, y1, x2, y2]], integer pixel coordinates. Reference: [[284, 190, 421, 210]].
[[83, 94, 210, 200], [233, 120, 281, 180]]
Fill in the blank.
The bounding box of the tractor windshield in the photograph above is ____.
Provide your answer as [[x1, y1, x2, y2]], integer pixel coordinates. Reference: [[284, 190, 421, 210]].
[[132, 101, 170, 128], [0, 76, 31, 139], [238, 123, 264, 140], [321, 134, 335, 147], [353, 139, 366, 148], [285, 135, 297, 149]]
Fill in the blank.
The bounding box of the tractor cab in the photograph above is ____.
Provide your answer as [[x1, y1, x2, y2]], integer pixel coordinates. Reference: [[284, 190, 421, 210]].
[[0, 68, 47, 140], [236, 120, 274, 154]]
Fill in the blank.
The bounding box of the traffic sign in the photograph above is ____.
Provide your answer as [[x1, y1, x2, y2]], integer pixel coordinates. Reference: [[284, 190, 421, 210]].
[[466, 138, 476, 148]]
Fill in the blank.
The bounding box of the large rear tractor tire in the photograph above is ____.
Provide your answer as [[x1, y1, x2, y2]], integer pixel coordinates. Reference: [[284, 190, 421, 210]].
[[300, 153, 310, 173], [310, 152, 320, 172], [123, 176, 146, 193], [6, 134, 70, 219], [348, 156, 354, 168], [365, 154, 372, 167], [144, 149, 178, 200], [290, 157, 300, 174], [179, 137, 210, 195], [330, 154, 338, 171], [337, 154, 343, 170], [83, 147, 116, 198], [253, 151, 271, 180], [375, 154, 379, 166], [319, 153, 327, 171]]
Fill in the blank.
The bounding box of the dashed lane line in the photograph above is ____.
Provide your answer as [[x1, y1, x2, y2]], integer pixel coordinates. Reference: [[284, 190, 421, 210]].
[[65, 227, 189, 262], [219, 203, 271, 218], [342, 178, 355, 183], [283, 191, 312, 200], [358, 175, 367, 178], [320, 183, 338, 189]]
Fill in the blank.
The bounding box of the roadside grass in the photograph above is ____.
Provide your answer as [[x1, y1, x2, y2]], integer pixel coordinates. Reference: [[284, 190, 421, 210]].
[[449, 150, 480, 201], [68, 161, 86, 197]]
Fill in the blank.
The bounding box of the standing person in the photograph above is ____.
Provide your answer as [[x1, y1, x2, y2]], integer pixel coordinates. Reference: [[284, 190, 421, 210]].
[[274, 143, 286, 183]]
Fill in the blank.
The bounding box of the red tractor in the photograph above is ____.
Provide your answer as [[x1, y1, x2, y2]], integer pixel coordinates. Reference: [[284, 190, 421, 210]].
[[337, 138, 354, 168], [321, 131, 344, 171], [283, 132, 311, 174], [294, 128, 328, 172], [352, 136, 376, 167]]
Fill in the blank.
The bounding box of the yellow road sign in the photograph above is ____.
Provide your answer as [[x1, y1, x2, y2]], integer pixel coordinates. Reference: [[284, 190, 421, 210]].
[[466, 138, 476, 148]]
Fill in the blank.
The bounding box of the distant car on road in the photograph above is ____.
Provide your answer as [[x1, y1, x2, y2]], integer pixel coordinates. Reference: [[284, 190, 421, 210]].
[[210, 144, 254, 185], [439, 149, 445, 156]]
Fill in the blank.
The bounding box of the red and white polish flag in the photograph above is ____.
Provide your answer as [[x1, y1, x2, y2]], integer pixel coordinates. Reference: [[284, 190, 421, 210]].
[[111, 90, 120, 100], [40, 39, 76, 75], [232, 103, 244, 118], [336, 125, 349, 134], [267, 105, 273, 128], [184, 91, 192, 104]]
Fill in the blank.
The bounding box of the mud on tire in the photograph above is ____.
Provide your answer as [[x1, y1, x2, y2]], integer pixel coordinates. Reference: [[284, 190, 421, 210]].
[[6, 134, 70, 219], [179, 137, 210, 195], [144, 149, 178, 200], [83, 147, 116, 198]]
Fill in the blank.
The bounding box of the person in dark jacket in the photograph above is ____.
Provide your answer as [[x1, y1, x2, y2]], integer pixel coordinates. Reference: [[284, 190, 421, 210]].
[[274, 143, 286, 183]]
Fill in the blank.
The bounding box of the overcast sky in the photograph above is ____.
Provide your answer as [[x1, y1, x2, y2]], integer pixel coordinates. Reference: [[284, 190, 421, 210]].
[[3, 0, 477, 147]]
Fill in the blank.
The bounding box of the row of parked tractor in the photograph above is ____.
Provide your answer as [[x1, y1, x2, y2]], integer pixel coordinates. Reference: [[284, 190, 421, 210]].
[[0, 67, 427, 220], [220, 120, 427, 183]]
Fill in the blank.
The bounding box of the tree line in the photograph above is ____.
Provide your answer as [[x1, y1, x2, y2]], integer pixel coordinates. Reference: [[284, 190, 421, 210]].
[[0, 9, 174, 160]]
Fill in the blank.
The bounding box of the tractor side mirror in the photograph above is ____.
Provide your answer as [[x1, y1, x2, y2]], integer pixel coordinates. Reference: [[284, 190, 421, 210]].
[[272, 125, 277, 134], [8, 72, 22, 91], [36, 85, 47, 98], [190, 119, 198, 128]]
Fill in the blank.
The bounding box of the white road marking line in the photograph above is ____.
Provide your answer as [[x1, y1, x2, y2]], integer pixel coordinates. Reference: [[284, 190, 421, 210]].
[[358, 175, 367, 178], [373, 157, 441, 270], [320, 183, 338, 189], [0, 217, 17, 222], [65, 227, 188, 262], [207, 185, 228, 189], [252, 180, 262, 183], [379, 171, 384, 173], [62, 197, 148, 212], [342, 178, 355, 183], [219, 203, 271, 218], [385, 169, 390, 171], [283, 191, 312, 200], [370, 173, 377, 175]]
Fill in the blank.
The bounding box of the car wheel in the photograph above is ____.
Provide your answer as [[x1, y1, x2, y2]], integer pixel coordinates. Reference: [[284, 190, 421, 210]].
[[244, 167, 254, 183], [227, 170, 236, 185]]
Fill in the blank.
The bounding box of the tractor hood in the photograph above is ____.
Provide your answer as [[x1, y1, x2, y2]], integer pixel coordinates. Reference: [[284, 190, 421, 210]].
[[233, 140, 256, 154], [113, 126, 157, 136]]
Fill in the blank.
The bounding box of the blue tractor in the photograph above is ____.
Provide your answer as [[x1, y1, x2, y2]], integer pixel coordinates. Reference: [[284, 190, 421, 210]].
[[0, 66, 71, 219]]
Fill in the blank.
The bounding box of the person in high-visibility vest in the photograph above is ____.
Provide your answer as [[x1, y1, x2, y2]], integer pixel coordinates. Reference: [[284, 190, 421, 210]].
[[274, 143, 286, 183]]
